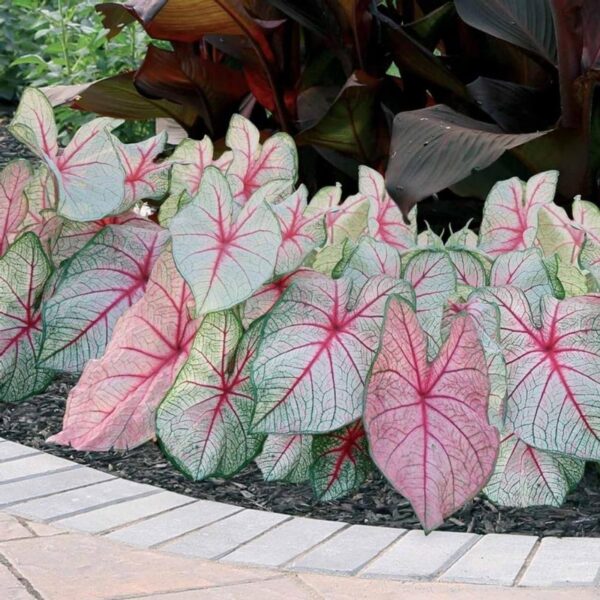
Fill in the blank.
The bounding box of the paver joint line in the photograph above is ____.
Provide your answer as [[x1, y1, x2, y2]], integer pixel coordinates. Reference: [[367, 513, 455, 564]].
[[0, 549, 45, 600]]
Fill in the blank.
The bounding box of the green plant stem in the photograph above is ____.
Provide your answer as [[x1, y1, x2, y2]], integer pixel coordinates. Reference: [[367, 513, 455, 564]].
[[57, 0, 72, 78]]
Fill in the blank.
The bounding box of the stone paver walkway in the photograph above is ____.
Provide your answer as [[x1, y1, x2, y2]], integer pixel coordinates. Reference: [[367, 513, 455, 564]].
[[2, 438, 600, 598]]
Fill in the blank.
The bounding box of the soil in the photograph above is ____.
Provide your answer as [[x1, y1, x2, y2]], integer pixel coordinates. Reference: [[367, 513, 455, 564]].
[[2, 378, 600, 538]]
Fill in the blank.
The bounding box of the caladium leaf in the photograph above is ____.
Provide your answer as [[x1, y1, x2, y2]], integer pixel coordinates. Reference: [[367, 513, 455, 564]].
[[478, 171, 558, 257], [21, 165, 57, 234], [0, 160, 31, 255], [484, 433, 584, 508], [48, 251, 198, 450], [156, 311, 264, 480], [169, 136, 214, 197], [536, 204, 584, 265], [474, 286, 600, 460], [364, 296, 498, 531], [324, 192, 369, 245], [169, 166, 281, 314], [251, 273, 414, 433], [9, 89, 126, 222], [0, 233, 53, 403], [272, 185, 326, 276], [305, 184, 342, 215], [225, 115, 298, 206], [40, 224, 169, 373], [256, 434, 312, 483], [310, 421, 371, 501]]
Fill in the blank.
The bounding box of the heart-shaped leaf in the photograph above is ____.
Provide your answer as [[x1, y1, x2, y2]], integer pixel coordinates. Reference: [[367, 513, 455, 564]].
[[478, 171, 558, 257], [251, 273, 414, 433], [484, 433, 584, 508], [310, 421, 371, 501], [170, 166, 281, 314], [156, 311, 264, 480], [365, 296, 498, 531], [0, 233, 53, 403], [474, 287, 600, 459], [48, 251, 198, 450], [169, 136, 215, 197], [0, 160, 31, 255], [256, 434, 312, 483], [40, 224, 169, 373]]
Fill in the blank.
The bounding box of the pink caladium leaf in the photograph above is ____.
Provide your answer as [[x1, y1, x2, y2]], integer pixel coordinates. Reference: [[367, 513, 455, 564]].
[[478, 171, 558, 257], [225, 115, 298, 206], [272, 185, 326, 277], [169, 136, 214, 197], [0, 160, 31, 256], [251, 273, 414, 433], [310, 421, 371, 501], [169, 166, 281, 314], [256, 434, 312, 483], [48, 251, 198, 451], [362, 166, 416, 251], [114, 131, 171, 209], [40, 223, 169, 373], [0, 233, 53, 403], [22, 165, 57, 233], [9, 88, 126, 222], [364, 296, 498, 531], [156, 311, 265, 480], [474, 286, 600, 459], [484, 433, 584, 508]]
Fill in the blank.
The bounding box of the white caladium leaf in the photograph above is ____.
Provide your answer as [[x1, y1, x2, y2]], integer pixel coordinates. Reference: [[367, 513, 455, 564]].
[[478, 171, 558, 257], [40, 224, 169, 373], [490, 249, 561, 323], [0, 233, 53, 402], [325, 193, 370, 245], [156, 312, 264, 480], [537, 204, 584, 264], [170, 166, 281, 314], [22, 165, 56, 233], [305, 184, 342, 215], [575, 199, 600, 283], [272, 185, 326, 277], [310, 421, 371, 501], [9, 89, 126, 222], [365, 296, 498, 531], [48, 251, 198, 451], [447, 224, 478, 249], [361, 166, 416, 250], [403, 250, 457, 356], [0, 160, 31, 255], [256, 434, 312, 483], [555, 260, 589, 297], [251, 273, 414, 433], [225, 114, 298, 206], [114, 131, 171, 209], [169, 136, 214, 197], [484, 433, 585, 508], [475, 286, 600, 460]]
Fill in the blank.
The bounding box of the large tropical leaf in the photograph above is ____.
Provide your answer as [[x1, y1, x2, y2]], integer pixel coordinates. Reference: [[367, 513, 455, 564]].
[[156, 311, 264, 480], [40, 224, 169, 373], [484, 433, 584, 508], [169, 166, 281, 314], [384, 105, 550, 212], [364, 296, 498, 531], [0, 233, 53, 403], [475, 286, 600, 460], [251, 273, 414, 433], [0, 160, 31, 255], [48, 251, 198, 450], [9, 89, 126, 222], [256, 433, 312, 483]]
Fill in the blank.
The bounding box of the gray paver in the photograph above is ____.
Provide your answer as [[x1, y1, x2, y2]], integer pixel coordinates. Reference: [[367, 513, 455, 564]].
[[0, 441, 39, 463], [8, 477, 157, 521], [221, 516, 346, 567], [105, 500, 242, 547], [440, 533, 537, 586], [55, 490, 194, 533], [519, 537, 600, 587], [361, 529, 479, 580], [161, 508, 290, 559], [289, 524, 404, 575], [0, 452, 75, 482], [0, 467, 113, 507]]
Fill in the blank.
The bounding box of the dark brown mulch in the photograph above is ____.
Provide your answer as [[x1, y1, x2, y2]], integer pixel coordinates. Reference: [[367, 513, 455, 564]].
[[2, 378, 600, 538]]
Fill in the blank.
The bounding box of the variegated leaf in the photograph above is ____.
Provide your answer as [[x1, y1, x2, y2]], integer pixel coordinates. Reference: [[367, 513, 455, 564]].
[[0, 160, 31, 255], [256, 434, 312, 483]]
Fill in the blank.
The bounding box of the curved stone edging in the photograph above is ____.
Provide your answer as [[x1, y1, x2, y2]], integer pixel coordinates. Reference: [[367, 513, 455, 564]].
[[1, 437, 599, 589]]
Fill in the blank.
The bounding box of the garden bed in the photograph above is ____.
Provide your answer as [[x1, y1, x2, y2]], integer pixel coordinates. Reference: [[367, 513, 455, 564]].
[[2, 376, 600, 539]]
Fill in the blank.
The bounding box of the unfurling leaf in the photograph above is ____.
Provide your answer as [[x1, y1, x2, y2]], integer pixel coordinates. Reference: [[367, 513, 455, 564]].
[[256, 434, 312, 483], [48, 251, 198, 450], [365, 296, 498, 531]]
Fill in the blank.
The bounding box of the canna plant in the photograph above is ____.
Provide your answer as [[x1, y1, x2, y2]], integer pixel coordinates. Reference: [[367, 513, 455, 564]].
[[4, 88, 600, 531]]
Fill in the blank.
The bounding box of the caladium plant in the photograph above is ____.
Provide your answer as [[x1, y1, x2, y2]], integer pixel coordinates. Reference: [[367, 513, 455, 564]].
[[5, 86, 600, 532]]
